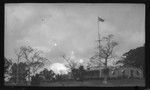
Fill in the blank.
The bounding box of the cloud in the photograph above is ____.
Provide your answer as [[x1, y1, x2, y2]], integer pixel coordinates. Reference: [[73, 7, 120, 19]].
[[34, 46, 51, 53], [5, 4, 145, 65], [16, 37, 31, 45], [49, 63, 69, 74], [5, 4, 34, 31]]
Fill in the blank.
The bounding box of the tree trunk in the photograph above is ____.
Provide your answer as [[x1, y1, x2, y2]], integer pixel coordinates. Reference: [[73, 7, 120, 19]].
[[16, 56, 20, 85], [27, 67, 31, 86], [103, 57, 108, 84]]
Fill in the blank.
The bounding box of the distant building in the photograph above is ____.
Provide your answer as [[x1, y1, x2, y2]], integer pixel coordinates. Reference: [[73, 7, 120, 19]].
[[84, 70, 100, 79], [109, 66, 144, 79], [62, 66, 143, 80], [83, 66, 143, 79]]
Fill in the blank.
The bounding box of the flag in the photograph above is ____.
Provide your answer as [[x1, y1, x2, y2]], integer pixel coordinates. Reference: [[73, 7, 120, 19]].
[[98, 17, 104, 22]]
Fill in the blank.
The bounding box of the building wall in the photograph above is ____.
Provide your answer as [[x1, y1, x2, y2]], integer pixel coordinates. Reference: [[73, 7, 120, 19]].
[[99, 67, 143, 79], [66, 67, 143, 79]]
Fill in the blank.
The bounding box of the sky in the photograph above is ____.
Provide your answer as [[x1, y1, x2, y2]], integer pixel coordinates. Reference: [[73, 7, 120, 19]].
[[5, 3, 145, 69]]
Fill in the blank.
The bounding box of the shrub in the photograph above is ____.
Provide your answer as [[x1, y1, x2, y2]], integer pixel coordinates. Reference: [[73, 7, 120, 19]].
[[31, 74, 42, 86]]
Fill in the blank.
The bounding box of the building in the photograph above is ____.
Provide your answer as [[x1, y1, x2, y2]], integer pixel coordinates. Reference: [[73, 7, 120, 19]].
[[84, 66, 143, 79]]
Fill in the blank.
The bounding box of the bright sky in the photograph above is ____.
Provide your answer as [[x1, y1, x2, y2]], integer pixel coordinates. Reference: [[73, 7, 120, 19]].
[[5, 4, 145, 69], [49, 63, 69, 74]]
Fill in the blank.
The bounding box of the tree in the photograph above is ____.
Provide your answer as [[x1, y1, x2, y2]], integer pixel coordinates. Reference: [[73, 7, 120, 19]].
[[90, 34, 118, 84], [62, 55, 78, 69], [62, 55, 78, 80], [14, 46, 25, 85], [4, 57, 12, 82], [71, 68, 80, 80], [14, 46, 48, 85], [116, 46, 145, 76], [31, 74, 42, 86], [55, 74, 64, 81], [9, 62, 29, 85], [39, 68, 55, 81], [86, 62, 92, 70], [61, 54, 86, 81], [4, 57, 12, 74], [78, 65, 85, 81]]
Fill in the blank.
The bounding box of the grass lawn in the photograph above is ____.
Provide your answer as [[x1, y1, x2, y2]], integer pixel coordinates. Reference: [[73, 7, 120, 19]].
[[39, 79, 145, 87]]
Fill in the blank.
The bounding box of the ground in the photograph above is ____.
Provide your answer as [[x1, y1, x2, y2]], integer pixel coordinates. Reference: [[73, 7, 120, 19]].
[[39, 79, 145, 87], [5, 78, 145, 86]]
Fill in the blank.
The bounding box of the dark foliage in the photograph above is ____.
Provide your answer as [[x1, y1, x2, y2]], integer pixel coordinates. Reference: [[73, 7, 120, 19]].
[[54, 74, 65, 81], [31, 74, 42, 86], [78, 66, 85, 81], [118, 46, 145, 68], [71, 65, 85, 81], [9, 62, 29, 85], [39, 68, 55, 81], [116, 46, 145, 75], [4, 57, 12, 74]]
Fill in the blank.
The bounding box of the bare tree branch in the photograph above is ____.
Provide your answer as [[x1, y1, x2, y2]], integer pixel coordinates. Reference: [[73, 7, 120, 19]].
[[89, 34, 119, 69]]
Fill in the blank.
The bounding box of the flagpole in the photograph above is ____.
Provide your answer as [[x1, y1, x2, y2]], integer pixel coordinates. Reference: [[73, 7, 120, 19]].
[[97, 19, 101, 44], [97, 16, 104, 60], [97, 17, 101, 59], [97, 17, 101, 78]]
